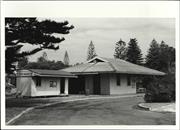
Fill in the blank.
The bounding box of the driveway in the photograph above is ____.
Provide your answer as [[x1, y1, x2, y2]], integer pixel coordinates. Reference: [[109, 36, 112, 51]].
[[11, 96, 175, 125]]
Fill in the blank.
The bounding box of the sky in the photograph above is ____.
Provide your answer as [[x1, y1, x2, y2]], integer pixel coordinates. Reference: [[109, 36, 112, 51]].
[[23, 18, 175, 65]]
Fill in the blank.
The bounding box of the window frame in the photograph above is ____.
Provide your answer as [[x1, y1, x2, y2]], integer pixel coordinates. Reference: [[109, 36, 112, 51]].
[[36, 77, 41, 87], [127, 76, 131, 86], [116, 74, 121, 86], [50, 81, 57, 88]]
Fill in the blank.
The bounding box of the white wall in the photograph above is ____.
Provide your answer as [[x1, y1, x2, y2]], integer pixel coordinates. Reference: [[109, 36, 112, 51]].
[[85, 74, 110, 95], [34, 77, 61, 96], [16, 77, 32, 96], [100, 74, 110, 95], [84, 73, 136, 95], [17, 69, 70, 96], [85, 75, 94, 94], [64, 78, 69, 94], [110, 74, 136, 95], [31, 78, 37, 96]]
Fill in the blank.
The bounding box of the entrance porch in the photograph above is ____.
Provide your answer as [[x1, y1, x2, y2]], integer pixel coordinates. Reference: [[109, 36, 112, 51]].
[[68, 73, 138, 95]]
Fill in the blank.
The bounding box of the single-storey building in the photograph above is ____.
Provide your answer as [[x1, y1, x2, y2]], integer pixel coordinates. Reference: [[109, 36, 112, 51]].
[[16, 69, 76, 97], [62, 56, 165, 95]]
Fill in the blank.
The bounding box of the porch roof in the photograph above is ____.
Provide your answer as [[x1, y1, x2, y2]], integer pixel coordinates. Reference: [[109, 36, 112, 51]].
[[62, 56, 165, 76], [29, 69, 77, 78]]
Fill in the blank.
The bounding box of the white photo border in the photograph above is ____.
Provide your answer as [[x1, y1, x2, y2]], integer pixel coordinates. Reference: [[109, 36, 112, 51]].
[[1, 1, 179, 129]]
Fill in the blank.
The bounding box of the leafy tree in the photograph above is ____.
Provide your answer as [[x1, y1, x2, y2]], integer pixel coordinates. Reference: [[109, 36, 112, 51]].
[[144, 77, 173, 102], [18, 56, 29, 69], [144, 39, 175, 102], [37, 52, 48, 63], [5, 18, 74, 74], [73, 62, 83, 66], [25, 52, 69, 70], [87, 41, 97, 61], [114, 39, 127, 60], [63, 51, 70, 65], [126, 38, 143, 65], [42, 52, 48, 61], [25, 60, 68, 70]]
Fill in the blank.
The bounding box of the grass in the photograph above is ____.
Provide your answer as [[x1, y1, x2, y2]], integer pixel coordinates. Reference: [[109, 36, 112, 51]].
[[9, 96, 175, 125], [6, 95, 91, 122], [6, 96, 67, 122]]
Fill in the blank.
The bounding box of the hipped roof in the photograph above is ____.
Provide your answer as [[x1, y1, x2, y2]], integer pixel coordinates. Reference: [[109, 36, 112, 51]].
[[29, 69, 77, 78], [63, 56, 165, 76]]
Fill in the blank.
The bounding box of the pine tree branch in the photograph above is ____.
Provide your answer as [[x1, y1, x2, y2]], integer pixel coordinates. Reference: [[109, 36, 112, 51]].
[[18, 48, 42, 57]]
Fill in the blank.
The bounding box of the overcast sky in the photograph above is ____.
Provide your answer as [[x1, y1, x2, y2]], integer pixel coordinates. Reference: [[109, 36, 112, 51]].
[[24, 18, 175, 65]]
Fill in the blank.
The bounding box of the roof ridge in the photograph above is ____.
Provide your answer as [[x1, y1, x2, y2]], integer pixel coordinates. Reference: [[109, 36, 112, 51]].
[[96, 57, 117, 72], [86, 56, 108, 63], [81, 62, 97, 72], [28, 69, 38, 74], [106, 61, 117, 72]]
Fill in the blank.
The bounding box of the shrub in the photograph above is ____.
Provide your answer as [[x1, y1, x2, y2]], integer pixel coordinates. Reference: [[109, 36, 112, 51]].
[[144, 74, 175, 102], [144, 86, 172, 102]]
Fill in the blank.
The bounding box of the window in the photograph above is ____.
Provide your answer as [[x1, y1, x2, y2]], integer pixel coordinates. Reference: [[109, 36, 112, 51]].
[[131, 77, 136, 88], [116, 74, 121, 86], [50, 81, 57, 87], [36, 77, 41, 87], [127, 76, 131, 86]]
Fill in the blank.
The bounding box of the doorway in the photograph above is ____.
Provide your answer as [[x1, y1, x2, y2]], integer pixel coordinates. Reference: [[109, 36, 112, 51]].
[[68, 76, 85, 94], [93, 75, 101, 94], [60, 77, 65, 94]]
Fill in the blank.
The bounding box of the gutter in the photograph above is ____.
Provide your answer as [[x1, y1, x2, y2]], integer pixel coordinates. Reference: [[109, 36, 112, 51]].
[[33, 73, 77, 78]]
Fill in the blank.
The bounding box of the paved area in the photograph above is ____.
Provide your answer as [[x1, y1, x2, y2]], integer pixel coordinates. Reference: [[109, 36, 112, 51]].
[[139, 102, 175, 112], [10, 96, 175, 125]]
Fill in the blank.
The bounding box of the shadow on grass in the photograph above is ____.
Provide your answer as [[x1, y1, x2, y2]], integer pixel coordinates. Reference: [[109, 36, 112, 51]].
[[6, 97, 60, 108]]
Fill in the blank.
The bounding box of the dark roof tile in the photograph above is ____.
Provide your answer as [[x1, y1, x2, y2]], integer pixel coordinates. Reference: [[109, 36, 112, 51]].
[[29, 69, 76, 77], [63, 56, 165, 76]]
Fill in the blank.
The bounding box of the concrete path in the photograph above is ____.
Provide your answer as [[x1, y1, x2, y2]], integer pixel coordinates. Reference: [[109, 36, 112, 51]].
[[138, 102, 175, 112]]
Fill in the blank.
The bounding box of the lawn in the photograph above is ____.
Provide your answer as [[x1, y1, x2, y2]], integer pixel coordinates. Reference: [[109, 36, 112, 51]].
[[6, 95, 109, 123], [6, 95, 89, 122], [9, 96, 175, 125], [6, 97, 54, 122]]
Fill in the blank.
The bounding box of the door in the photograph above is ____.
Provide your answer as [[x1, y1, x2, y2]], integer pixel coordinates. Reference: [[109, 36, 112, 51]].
[[68, 76, 85, 94], [60, 77, 65, 94], [93, 75, 101, 94]]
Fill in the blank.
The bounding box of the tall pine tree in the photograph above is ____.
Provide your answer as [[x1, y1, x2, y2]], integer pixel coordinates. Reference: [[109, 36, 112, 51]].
[[64, 50, 70, 66], [145, 39, 161, 70], [114, 39, 127, 60], [144, 40, 175, 102], [87, 41, 97, 61], [159, 41, 175, 72], [146, 39, 175, 72], [126, 38, 143, 65], [5, 18, 74, 74]]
